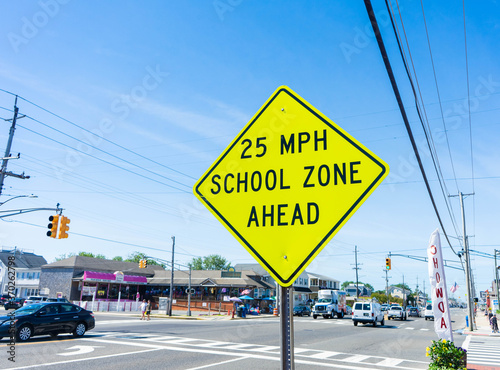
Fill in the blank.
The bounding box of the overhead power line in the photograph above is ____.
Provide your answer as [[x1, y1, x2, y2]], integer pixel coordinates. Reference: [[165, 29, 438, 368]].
[[16, 123, 191, 194], [0, 88, 196, 182], [384, 0, 462, 248], [363, 0, 458, 256]]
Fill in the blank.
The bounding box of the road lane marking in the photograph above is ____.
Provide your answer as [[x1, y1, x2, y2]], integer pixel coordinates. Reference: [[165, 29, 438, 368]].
[[57, 345, 102, 356], [308, 351, 341, 359], [185, 357, 248, 369], [72, 332, 429, 369], [342, 354, 370, 362], [375, 358, 404, 367], [2, 348, 163, 369]]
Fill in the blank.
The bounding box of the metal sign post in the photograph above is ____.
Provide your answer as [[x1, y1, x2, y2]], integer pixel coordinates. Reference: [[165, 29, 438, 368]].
[[280, 286, 294, 369]]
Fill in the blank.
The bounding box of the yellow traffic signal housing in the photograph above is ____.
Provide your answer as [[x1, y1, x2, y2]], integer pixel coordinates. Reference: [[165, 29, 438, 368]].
[[143, 260, 147, 268], [58, 216, 71, 239], [385, 258, 391, 270], [139, 260, 144, 268], [47, 215, 59, 238]]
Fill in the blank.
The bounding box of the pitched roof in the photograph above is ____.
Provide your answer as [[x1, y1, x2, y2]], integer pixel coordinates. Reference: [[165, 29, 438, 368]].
[[148, 269, 271, 289], [42, 255, 163, 276], [0, 250, 47, 269]]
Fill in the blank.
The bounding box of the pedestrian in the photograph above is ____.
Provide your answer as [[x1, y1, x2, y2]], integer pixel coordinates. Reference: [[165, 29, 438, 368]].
[[146, 300, 151, 321], [140, 299, 147, 320], [491, 314, 498, 333]]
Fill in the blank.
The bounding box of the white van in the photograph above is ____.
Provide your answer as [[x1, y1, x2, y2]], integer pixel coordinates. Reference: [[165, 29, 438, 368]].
[[424, 304, 434, 320], [352, 301, 385, 327]]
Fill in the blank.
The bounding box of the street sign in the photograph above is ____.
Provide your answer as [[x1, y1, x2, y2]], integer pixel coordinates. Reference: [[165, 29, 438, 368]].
[[194, 86, 389, 286]]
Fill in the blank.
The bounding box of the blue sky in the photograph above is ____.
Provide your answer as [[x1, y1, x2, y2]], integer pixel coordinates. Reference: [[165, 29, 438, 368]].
[[0, 1, 499, 301]]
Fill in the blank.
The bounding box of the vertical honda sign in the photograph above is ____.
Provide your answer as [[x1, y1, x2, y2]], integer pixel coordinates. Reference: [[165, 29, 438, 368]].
[[427, 229, 453, 342]]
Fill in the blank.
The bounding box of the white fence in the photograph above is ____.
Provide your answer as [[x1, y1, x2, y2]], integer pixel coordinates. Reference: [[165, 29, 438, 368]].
[[74, 300, 141, 312]]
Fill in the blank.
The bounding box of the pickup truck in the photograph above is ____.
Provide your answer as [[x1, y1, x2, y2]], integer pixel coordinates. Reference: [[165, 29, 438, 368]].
[[387, 305, 407, 320]]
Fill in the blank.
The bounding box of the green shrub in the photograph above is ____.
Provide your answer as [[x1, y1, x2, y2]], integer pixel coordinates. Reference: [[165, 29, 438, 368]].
[[426, 339, 466, 369]]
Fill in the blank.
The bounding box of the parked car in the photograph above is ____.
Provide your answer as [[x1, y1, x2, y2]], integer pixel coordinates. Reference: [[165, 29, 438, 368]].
[[424, 304, 434, 320], [293, 306, 311, 317], [23, 296, 48, 306], [0, 295, 11, 306], [381, 304, 390, 312], [46, 298, 70, 303], [352, 301, 384, 327], [0, 302, 95, 342], [408, 307, 420, 317], [4, 298, 25, 310]]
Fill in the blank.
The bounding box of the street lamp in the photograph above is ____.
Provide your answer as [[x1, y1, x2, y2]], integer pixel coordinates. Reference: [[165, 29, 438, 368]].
[[0, 194, 37, 206]]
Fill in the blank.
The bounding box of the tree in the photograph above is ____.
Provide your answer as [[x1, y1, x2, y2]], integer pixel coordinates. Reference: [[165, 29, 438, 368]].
[[189, 257, 204, 270], [125, 252, 165, 268], [189, 254, 230, 270], [54, 253, 76, 262], [112, 256, 123, 261], [77, 252, 106, 259]]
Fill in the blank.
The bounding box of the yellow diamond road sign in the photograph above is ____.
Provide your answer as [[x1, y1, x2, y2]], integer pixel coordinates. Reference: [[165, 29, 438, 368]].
[[194, 86, 389, 287]]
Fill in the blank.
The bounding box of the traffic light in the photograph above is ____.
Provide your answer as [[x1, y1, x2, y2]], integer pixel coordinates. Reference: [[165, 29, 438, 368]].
[[139, 260, 145, 268], [58, 216, 71, 239], [385, 258, 391, 270], [143, 259, 147, 268], [47, 215, 59, 238]]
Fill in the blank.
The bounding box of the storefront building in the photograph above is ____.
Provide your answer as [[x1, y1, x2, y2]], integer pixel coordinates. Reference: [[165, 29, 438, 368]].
[[40, 256, 161, 301]]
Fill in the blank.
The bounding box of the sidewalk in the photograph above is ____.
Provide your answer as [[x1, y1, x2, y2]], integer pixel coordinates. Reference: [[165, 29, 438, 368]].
[[92, 309, 277, 321], [464, 313, 500, 337]]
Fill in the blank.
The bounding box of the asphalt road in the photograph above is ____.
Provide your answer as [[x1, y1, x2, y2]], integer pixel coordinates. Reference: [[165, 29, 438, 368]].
[[0, 308, 467, 369]]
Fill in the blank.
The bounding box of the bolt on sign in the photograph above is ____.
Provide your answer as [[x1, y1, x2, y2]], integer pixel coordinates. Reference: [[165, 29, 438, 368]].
[[194, 86, 389, 286]]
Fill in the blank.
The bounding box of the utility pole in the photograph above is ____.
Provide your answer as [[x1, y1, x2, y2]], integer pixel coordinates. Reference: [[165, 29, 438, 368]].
[[187, 264, 192, 317], [453, 191, 475, 331], [416, 276, 419, 308], [169, 236, 175, 316], [352, 246, 361, 299], [423, 280, 426, 301], [382, 269, 391, 304], [495, 250, 499, 312], [402, 274, 405, 309], [0, 96, 28, 196]]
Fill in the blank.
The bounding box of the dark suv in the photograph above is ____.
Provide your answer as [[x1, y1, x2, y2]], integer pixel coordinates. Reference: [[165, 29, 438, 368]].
[[293, 306, 311, 317], [4, 298, 25, 310]]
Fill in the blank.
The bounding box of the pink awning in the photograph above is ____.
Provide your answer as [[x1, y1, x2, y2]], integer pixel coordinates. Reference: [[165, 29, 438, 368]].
[[83, 271, 147, 284]]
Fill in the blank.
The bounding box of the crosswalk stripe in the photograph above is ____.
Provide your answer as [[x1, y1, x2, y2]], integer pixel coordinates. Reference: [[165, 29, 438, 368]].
[[308, 351, 341, 359], [374, 358, 404, 367], [342, 354, 371, 362], [95, 331, 429, 367]]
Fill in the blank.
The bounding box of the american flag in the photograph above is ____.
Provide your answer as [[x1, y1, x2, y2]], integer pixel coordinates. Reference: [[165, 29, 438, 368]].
[[450, 282, 459, 293]]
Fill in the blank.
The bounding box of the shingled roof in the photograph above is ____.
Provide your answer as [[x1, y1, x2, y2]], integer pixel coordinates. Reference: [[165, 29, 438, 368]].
[[0, 250, 47, 269], [42, 255, 163, 276]]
